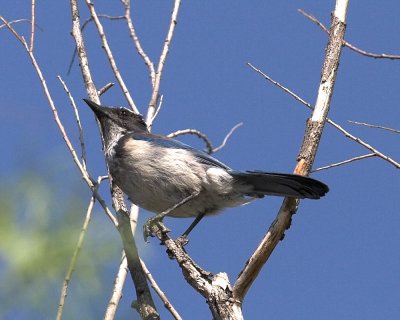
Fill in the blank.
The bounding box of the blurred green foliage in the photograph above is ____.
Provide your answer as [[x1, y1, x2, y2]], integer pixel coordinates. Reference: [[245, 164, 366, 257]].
[[0, 172, 122, 319]]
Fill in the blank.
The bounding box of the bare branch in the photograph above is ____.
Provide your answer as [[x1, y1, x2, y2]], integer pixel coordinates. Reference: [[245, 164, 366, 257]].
[[168, 122, 243, 155], [105, 205, 139, 319], [148, 94, 163, 129], [213, 122, 243, 153], [348, 120, 400, 134], [0, 18, 30, 29], [0, 16, 27, 45], [140, 259, 182, 320], [146, 0, 182, 123], [70, 0, 98, 101], [298, 9, 400, 60], [2, 4, 120, 229], [114, 204, 159, 319], [247, 63, 311, 109], [246, 63, 400, 169], [150, 225, 243, 318], [104, 254, 129, 320], [56, 176, 104, 320], [29, 0, 35, 52], [67, 15, 124, 75], [168, 129, 214, 154], [313, 153, 376, 172], [84, 0, 139, 113], [70, 3, 159, 317], [234, 0, 349, 301], [58, 75, 87, 170], [330, 121, 400, 168], [98, 82, 115, 96], [122, 0, 156, 87], [0, 16, 97, 189]]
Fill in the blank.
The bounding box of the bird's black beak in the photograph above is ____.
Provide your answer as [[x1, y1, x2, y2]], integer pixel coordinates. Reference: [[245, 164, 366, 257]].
[[83, 99, 105, 116]]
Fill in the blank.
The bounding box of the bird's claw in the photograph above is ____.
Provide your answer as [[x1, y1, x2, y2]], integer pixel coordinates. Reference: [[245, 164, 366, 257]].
[[175, 235, 189, 247], [143, 217, 170, 243]]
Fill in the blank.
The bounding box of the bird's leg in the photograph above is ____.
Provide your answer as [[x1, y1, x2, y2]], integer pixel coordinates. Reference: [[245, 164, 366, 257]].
[[176, 212, 206, 246], [143, 190, 200, 242]]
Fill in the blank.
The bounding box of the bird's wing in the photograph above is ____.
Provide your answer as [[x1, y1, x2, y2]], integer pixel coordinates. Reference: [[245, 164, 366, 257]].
[[130, 132, 231, 170]]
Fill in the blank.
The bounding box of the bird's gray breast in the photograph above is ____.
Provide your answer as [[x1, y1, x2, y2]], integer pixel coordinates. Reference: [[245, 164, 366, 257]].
[[108, 135, 250, 217]]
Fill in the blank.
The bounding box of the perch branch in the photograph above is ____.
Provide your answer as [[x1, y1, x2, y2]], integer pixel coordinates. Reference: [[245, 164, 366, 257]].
[[70, 2, 159, 318], [149, 225, 243, 319]]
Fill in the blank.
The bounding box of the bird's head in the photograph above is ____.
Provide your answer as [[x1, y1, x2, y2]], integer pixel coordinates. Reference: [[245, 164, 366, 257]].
[[84, 99, 148, 148]]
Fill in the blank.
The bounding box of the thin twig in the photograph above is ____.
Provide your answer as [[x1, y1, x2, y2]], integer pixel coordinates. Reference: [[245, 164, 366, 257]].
[[58, 75, 87, 170], [104, 254, 129, 320], [98, 82, 115, 96], [213, 122, 243, 153], [313, 153, 376, 172], [140, 259, 182, 320], [122, 0, 155, 87], [0, 18, 30, 29], [67, 15, 125, 75], [168, 129, 214, 154], [146, 0, 181, 124], [168, 123, 243, 155], [56, 176, 104, 320], [85, 0, 139, 113], [246, 63, 400, 169], [298, 9, 400, 60], [348, 120, 400, 134]]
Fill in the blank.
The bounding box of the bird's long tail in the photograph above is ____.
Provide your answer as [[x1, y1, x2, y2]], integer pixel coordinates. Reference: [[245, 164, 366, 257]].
[[230, 170, 329, 199]]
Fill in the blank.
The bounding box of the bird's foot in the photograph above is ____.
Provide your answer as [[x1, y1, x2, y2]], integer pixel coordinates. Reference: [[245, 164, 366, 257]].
[[175, 235, 190, 247], [143, 216, 171, 243]]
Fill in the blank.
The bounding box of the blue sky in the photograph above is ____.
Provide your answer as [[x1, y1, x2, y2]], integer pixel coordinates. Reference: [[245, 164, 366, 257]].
[[1, 1, 400, 319]]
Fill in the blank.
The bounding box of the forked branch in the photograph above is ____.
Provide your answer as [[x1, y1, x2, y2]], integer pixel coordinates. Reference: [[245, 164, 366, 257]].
[[234, 0, 349, 301]]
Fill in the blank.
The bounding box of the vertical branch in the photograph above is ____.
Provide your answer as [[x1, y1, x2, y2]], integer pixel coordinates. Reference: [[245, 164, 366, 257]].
[[56, 177, 102, 320], [233, 0, 349, 301], [146, 0, 181, 125], [70, 0, 98, 101], [104, 254, 128, 320], [29, 0, 35, 52]]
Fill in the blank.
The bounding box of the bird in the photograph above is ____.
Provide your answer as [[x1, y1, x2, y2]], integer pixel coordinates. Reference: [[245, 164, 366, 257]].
[[84, 99, 329, 241]]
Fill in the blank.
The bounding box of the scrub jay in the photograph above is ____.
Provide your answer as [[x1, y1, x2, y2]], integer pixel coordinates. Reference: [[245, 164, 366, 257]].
[[84, 99, 328, 241]]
